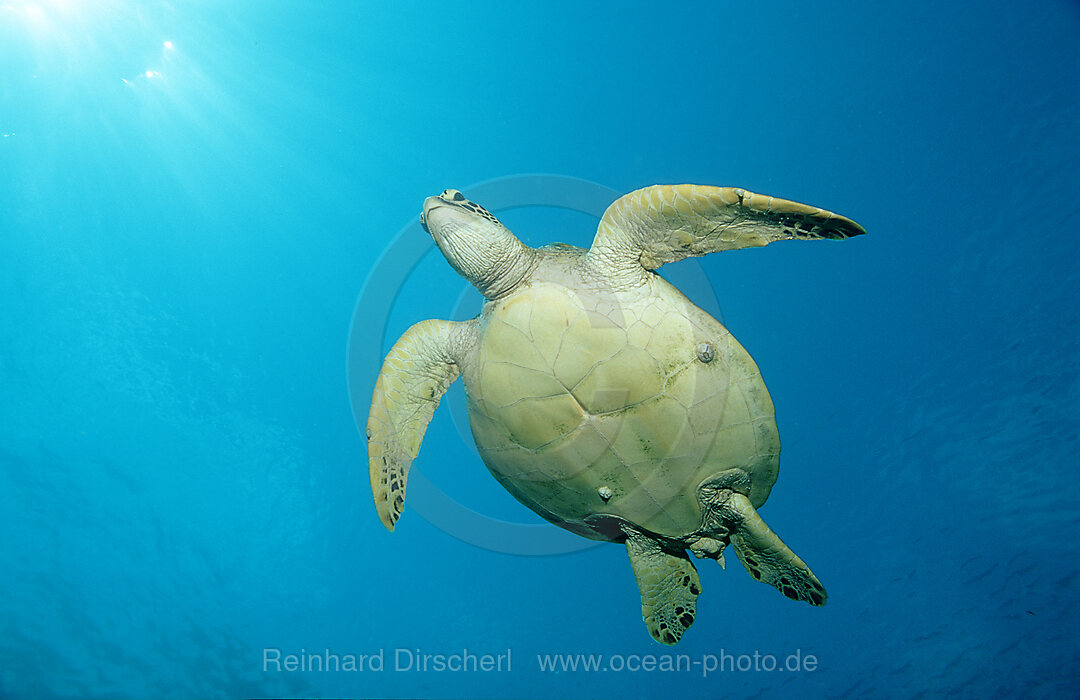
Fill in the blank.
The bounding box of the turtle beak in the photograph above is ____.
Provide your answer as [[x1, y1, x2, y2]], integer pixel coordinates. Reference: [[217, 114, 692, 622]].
[[421, 195, 448, 236], [420, 197, 438, 235]]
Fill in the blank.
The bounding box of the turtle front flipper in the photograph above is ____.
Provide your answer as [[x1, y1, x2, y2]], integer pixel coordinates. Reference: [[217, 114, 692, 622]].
[[623, 527, 701, 645], [368, 319, 469, 531], [711, 489, 827, 606], [590, 184, 865, 272]]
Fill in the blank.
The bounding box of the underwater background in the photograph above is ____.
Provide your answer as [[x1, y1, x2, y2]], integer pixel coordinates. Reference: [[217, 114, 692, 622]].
[[2, 1, 1078, 698]]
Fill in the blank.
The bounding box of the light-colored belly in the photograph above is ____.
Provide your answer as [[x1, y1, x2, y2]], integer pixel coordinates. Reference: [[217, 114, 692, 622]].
[[462, 281, 778, 539]]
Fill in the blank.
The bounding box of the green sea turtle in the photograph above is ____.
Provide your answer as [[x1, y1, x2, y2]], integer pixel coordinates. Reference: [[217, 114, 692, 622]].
[[368, 184, 864, 644]]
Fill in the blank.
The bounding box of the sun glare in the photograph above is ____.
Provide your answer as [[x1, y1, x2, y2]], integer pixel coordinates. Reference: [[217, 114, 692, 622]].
[[8, 1, 179, 85], [8, 0, 76, 21], [22, 4, 45, 21]]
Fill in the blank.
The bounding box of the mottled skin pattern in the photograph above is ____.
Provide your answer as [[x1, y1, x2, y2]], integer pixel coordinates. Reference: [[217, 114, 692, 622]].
[[368, 185, 864, 644]]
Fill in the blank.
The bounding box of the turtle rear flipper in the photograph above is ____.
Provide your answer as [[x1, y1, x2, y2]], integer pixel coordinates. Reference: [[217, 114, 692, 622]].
[[623, 527, 701, 645], [718, 490, 827, 606]]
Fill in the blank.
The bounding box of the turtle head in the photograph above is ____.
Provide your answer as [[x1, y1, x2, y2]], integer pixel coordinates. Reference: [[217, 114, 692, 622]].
[[421, 189, 535, 299]]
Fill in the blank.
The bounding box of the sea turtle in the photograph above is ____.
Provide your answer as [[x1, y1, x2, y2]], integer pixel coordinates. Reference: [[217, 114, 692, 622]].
[[368, 184, 864, 644]]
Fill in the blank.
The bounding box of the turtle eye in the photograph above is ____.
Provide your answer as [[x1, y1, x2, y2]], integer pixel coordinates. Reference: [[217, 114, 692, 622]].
[[442, 189, 466, 202]]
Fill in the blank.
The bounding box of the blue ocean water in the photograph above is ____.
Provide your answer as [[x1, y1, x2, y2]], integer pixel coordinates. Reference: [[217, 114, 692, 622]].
[[2, 1, 1078, 698]]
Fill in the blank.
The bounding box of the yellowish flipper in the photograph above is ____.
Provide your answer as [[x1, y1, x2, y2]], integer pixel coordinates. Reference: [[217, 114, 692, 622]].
[[591, 184, 865, 270], [368, 319, 467, 531], [624, 527, 701, 645], [723, 491, 827, 606]]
